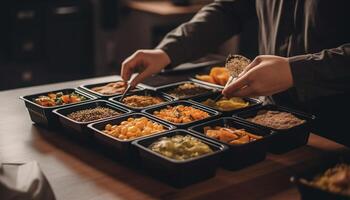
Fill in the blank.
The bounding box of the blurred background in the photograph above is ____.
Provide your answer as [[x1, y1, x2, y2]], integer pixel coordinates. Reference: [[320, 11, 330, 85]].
[[0, 0, 258, 91]]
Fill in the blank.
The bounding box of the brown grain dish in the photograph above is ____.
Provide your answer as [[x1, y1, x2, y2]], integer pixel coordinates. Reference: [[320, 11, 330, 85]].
[[91, 82, 127, 95], [247, 110, 305, 130], [67, 106, 121, 122], [204, 126, 262, 145], [167, 83, 212, 99], [122, 95, 165, 108]]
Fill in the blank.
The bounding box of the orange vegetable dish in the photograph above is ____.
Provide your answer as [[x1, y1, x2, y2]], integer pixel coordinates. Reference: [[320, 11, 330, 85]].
[[204, 126, 262, 145], [153, 105, 210, 124], [103, 117, 165, 140], [34, 92, 86, 107], [196, 67, 230, 86]]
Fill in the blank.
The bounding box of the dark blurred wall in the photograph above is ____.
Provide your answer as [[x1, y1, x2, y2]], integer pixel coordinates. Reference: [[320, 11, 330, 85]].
[[0, 0, 95, 90]]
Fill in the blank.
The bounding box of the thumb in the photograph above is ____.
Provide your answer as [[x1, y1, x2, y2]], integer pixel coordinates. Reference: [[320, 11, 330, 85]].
[[130, 67, 154, 88], [222, 73, 250, 97]]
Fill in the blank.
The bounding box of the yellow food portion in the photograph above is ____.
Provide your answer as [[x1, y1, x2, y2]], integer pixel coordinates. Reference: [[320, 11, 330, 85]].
[[103, 117, 165, 140], [149, 135, 213, 160], [153, 105, 210, 124], [202, 97, 249, 111], [196, 67, 230, 86]]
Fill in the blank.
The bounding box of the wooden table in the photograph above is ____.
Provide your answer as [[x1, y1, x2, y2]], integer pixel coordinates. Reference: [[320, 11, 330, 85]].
[[0, 75, 348, 200]]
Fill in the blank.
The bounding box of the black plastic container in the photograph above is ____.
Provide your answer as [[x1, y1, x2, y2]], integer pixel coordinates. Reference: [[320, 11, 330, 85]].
[[109, 89, 175, 111], [291, 156, 350, 200], [132, 129, 227, 187], [87, 113, 175, 160], [155, 81, 219, 100], [233, 104, 316, 154], [189, 117, 272, 170], [142, 100, 221, 128], [53, 100, 132, 136], [20, 88, 97, 128], [190, 91, 262, 116], [79, 80, 142, 99]]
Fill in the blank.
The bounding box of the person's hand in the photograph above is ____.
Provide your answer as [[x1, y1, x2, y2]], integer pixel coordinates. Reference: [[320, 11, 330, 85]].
[[121, 49, 171, 87], [222, 55, 294, 97]]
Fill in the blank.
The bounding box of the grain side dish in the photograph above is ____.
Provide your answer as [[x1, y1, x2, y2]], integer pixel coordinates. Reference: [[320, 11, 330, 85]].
[[34, 92, 87, 107], [202, 97, 249, 111], [91, 82, 127, 95], [248, 110, 305, 130], [166, 83, 212, 99], [67, 107, 120, 122], [122, 95, 165, 108], [204, 126, 262, 145], [149, 135, 213, 160], [103, 117, 165, 140], [303, 164, 350, 196], [153, 105, 210, 124]]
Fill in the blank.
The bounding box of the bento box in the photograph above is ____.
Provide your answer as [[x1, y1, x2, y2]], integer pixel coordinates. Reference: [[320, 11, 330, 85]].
[[190, 91, 262, 116], [132, 129, 227, 187], [53, 100, 132, 136], [189, 117, 272, 170], [142, 100, 221, 128], [20, 88, 97, 128], [79, 80, 142, 99], [233, 104, 315, 154], [291, 156, 350, 200], [109, 89, 175, 111], [155, 81, 219, 100], [87, 113, 175, 160]]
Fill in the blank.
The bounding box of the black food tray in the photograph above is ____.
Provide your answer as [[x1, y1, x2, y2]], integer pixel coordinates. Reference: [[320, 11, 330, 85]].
[[87, 113, 175, 161], [189, 117, 272, 170], [154, 81, 219, 100], [190, 91, 262, 116], [142, 100, 221, 128], [109, 89, 175, 112], [132, 129, 227, 187], [20, 88, 97, 128], [233, 104, 316, 154], [79, 80, 142, 99], [53, 100, 132, 137], [291, 155, 350, 200]]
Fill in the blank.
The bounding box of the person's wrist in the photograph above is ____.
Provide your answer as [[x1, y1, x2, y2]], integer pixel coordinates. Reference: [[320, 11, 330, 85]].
[[155, 49, 171, 67]]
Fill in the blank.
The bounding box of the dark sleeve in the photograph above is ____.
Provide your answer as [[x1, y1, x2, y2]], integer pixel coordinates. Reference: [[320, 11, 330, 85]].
[[289, 43, 350, 101], [156, 0, 256, 67]]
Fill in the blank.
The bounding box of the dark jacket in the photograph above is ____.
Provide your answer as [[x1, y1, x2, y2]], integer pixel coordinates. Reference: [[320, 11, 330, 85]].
[[157, 0, 350, 144]]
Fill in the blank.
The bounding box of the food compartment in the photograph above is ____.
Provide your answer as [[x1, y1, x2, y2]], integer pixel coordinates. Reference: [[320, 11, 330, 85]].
[[132, 129, 227, 187], [53, 100, 132, 136], [234, 104, 315, 153], [190, 91, 262, 116], [155, 81, 218, 100], [88, 113, 175, 160], [291, 156, 350, 200], [142, 100, 221, 128], [109, 89, 175, 111], [189, 117, 272, 170], [20, 88, 97, 128], [79, 80, 142, 99]]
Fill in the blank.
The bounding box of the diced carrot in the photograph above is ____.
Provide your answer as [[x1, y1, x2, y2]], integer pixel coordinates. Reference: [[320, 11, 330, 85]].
[[70, 95, 80, 103], [61, 95, 70, 103]]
